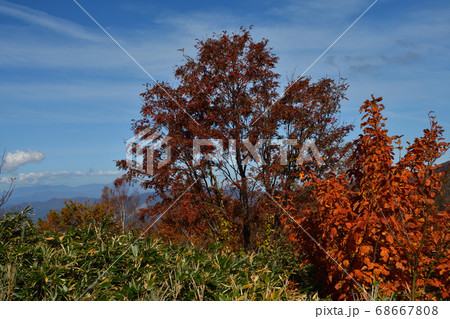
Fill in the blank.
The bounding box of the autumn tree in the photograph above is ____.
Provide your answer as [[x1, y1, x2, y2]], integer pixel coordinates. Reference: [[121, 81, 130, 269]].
[[285, 96, 449, 300], [436, 161, 450, 211], [38, 200, 116, 234], [116, 27, 353, 249], [101, 183, 140, 232]]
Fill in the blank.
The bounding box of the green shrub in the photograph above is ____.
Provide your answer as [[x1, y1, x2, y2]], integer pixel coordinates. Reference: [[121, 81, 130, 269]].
[[1, 209, 316, 300]]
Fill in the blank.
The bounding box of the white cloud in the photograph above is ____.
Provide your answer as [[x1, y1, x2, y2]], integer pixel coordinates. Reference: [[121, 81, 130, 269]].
[[96, 170, 120, 176], [0, 0, 101, 41], [0, 170, 119, 185], [269, 0, 368, 23], [3, 150, 45, 172], [0, 171, 68, 184]]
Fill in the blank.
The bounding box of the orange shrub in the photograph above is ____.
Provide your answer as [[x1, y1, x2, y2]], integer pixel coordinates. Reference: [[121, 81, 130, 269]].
[[38, 200, 116, 234], [285, 96, 449, 300]]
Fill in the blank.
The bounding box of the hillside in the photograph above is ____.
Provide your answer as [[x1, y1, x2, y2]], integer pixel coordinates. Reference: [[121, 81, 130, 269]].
[[3, 182, 154, 221], [8, 197, 100, 221]]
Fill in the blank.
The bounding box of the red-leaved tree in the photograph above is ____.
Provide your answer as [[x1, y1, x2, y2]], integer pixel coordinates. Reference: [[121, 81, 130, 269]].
[[116, 27, 353, 249]]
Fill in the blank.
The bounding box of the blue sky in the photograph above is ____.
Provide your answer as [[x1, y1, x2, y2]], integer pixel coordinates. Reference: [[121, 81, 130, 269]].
[[0, 0, 449, 187]]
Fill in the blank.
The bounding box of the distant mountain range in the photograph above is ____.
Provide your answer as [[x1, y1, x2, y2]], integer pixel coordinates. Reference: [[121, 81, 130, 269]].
[[8, 197, 100, 221], [2, 160, 449, 222], [7, 183, 111, 206], [3, 183, 153, 222]]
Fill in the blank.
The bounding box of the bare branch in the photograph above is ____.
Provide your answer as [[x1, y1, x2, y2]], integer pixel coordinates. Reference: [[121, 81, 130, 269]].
[[0, 150, 15, 211]]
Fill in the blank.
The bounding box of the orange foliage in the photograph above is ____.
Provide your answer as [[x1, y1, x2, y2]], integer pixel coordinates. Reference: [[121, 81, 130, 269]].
[[285, 96, 449, 300], [38, 200, 117, 233]]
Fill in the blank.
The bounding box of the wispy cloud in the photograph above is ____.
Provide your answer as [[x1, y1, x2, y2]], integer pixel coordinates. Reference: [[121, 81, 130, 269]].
[[380, 51, 420, 64], [0, 0, 101, 41], [323, 50, 421, 75], [3, 150, 45, 172], [0, 170, 119, 185], [348, 63, 377, 74], [269, 0, 367, 23]]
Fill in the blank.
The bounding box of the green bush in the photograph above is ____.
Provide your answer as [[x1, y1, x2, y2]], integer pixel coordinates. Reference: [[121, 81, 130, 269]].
[[0, 208, 317, 300]]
